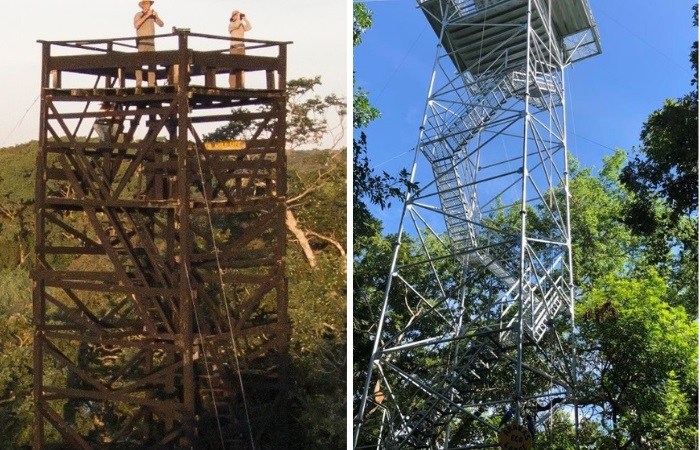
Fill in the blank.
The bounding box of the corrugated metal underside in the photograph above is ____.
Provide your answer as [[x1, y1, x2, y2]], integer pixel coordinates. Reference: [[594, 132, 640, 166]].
[[419, 0, 601, 74]]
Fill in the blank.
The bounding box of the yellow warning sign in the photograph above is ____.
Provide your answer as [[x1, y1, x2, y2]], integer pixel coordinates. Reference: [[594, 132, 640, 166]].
[[203, 140, 247, 151], [498, 423, 532, 450]]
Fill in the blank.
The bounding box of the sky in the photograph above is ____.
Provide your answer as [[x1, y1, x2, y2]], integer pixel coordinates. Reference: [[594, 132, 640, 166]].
[[354, 0, 698, 227], [0, 0, 348, 148]]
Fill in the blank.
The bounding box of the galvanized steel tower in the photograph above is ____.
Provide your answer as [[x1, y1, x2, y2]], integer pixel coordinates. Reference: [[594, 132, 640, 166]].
[[355, 0, 601, 448]]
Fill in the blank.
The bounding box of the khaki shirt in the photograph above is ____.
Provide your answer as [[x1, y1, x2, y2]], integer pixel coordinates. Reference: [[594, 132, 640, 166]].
[[229, 17, 252, 48], [134, 11, 158, 51]]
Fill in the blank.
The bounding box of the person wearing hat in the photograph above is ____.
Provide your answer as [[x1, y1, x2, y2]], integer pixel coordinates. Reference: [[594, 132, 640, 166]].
[[134, 0, 164, 51], [93, 102, 118, 142], [134, 0, 164, 86], [228, 10, 252, 88]]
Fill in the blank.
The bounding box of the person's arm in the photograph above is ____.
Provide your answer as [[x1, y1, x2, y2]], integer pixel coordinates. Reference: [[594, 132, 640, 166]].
[[229, 18, 242, 33], [152, 10, 164, 27], [134, 10, 152, 30], [242, 17, 252, 32]]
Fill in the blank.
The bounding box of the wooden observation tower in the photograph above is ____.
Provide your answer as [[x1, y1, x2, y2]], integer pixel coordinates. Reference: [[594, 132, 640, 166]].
[[33, 29, 290, 448]]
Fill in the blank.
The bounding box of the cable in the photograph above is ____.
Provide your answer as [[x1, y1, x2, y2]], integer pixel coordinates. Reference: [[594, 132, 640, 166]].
[[373, 148, 412, 168], [567, 66, 619, 157], [191, 137, 257, 450], [597, 6, 693, 77], [571, 132, 618, 153], [375, 25, 428, 100], [182, 270, 228, 449], [0, 95, 40, 148]]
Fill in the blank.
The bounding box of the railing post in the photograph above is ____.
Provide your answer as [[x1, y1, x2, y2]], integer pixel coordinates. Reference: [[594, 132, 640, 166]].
[[278, 43, 287, 91], [106, 41, 113, 88]]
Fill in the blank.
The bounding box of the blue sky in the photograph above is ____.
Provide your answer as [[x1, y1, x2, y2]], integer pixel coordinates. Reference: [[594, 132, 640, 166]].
[[354, 0, 697, 226]]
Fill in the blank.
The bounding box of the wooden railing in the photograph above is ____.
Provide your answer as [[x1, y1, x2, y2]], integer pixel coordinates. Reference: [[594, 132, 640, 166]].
[[39, 29, 290, 92]]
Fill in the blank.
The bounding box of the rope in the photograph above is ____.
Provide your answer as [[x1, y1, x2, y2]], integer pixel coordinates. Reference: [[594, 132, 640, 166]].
[[191, 139, 257, 450], [0, 95, 40, 148]]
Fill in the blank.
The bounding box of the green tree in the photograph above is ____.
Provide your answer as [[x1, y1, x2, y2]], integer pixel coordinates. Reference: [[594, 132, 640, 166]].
[[621, 95, 698, 221], [285, 149, 347, 449], [620, 5, 697, 240], [576, 272, 697, 449], [0, 269, 38, 448], [568, 151, 635, 289], [618, 6, 698, 317], [535, 411, 602, 450], [205, 76, 346, 150], [287, 76, 346, 149], [353, 2, 373, 47], [0, 141, 39, 269]]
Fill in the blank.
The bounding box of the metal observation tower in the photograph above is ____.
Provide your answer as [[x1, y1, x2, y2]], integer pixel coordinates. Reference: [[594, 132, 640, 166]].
[[355, 0, 601, 448]]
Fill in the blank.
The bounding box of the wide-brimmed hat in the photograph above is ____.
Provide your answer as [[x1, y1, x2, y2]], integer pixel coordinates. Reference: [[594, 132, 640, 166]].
[[139, 0, 154, 5], [231, 9, 241, 17]]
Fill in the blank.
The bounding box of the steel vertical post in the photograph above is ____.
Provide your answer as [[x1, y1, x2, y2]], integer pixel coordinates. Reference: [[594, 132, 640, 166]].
[[515, 0, 534, 425]]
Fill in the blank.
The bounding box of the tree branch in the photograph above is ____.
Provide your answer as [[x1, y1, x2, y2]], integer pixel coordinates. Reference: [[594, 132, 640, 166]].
[[0, 394, 16, 406], [306, 231, 346, 260], [288, 181, 322, 205], [0, 204, 17, 219], [287, 151, 342, 204], [286, 209, 316, 268]]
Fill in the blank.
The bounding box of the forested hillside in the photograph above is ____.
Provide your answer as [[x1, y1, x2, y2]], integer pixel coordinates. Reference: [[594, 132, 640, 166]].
[[0, 141, 347, 449]]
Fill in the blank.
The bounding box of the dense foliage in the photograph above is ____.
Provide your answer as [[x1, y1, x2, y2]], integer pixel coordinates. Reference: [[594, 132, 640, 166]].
[[286, 149, 347, 449]]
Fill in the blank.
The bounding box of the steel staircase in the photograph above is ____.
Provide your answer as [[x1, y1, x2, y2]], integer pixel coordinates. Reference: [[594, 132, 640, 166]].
[[392, 277, 564, 446], [394, 338, 503, 447], [422, 74, 517, 288], [397, 69, 568, 445], [499, 254, 566, 344], [420, 69, 566, 342]]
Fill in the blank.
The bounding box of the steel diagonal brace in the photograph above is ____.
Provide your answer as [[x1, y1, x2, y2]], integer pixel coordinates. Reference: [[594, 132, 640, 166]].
[[383, 359, 500, 434]]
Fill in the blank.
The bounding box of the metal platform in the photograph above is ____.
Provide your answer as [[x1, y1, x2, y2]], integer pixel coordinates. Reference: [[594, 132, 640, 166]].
[[420, 0, 601, 74]]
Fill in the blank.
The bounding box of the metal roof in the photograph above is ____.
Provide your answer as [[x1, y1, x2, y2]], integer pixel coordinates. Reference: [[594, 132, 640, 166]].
[[419, 0, 602, 74]]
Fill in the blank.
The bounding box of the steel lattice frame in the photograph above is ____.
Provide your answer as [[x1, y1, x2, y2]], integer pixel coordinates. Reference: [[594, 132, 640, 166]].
[[355, 0, 601, 448], [33, 31, 290, 449]]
